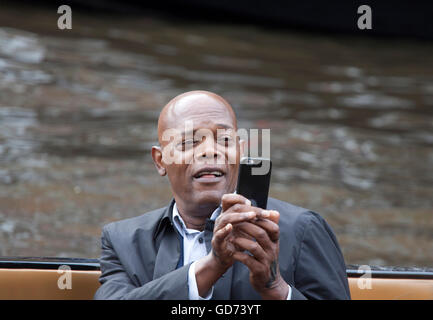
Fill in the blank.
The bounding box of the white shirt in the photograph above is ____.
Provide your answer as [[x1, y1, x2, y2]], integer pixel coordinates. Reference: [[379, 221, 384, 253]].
[[172, 202, 292, 300]]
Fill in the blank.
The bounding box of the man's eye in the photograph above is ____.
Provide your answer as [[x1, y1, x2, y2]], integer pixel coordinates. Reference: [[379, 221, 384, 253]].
[[183, 140, 194, 146], [179, 139, 198, 150], [218, 136, 234, 145]]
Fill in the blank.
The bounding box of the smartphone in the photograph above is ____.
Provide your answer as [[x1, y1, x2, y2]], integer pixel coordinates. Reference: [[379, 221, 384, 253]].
[[236, 157, 272, 209]]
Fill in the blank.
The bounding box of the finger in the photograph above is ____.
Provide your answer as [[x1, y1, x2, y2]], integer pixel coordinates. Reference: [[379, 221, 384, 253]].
[[268, 210, 280, 224], [232, 251, 264, 273], [215, 210, 257, 230], [252, 219, 280, 242], [213, 223, 233, 247], [234, 222, 274, 251], [231, 225, 254, 241], [221, 193, 251, 212], [211, 223, 236, 267], [231, 237, 268, 262], [254, 209, 279, 223], [224, 203, 273, 222], [243, 207, 276, 221]]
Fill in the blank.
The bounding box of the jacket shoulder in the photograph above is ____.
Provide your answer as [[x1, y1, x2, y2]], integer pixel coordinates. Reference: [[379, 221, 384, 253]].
[[267, 197, 315, 225], [266, 197, 331, 243], [267, 197, 310, 215]]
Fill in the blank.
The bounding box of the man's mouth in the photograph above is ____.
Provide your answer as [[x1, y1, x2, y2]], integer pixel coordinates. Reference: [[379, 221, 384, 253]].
[[193, 167, 225, 181]]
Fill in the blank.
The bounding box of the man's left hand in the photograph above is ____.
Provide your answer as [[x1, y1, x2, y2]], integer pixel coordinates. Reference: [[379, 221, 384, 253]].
[[231, 210, 289, 300]]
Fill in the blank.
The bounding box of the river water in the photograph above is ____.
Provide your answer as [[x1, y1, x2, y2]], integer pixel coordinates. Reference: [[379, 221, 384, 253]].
[[0, 5, 432, 267]]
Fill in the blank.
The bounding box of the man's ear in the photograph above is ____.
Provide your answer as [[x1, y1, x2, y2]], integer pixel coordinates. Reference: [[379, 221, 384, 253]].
[[151, 146, 166, 176]]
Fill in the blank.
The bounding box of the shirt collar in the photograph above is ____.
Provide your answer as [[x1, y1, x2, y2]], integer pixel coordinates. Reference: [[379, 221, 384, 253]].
[[172, 202, 221, 237]]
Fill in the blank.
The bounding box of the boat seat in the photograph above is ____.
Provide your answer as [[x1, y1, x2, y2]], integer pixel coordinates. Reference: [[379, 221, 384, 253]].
[[0, 269, 432, 299]]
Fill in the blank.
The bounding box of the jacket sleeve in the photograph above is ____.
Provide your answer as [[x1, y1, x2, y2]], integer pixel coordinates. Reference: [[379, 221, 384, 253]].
[[94, 226, 191, 300], [289, 211, 351, 300]]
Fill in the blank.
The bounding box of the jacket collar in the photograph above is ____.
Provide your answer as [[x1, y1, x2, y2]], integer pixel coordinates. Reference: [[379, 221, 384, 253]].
[[153, 198, 176, 240]]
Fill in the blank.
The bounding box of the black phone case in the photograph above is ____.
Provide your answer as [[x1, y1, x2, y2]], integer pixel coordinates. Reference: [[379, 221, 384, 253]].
[[236, 157, 272, 209]]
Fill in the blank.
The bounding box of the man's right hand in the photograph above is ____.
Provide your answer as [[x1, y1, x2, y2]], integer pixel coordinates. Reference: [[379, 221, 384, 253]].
[[211, 193, 256, 270]]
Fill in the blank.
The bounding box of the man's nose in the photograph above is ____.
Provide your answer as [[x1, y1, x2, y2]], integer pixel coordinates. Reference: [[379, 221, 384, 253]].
[[194, 136, 223, 162]]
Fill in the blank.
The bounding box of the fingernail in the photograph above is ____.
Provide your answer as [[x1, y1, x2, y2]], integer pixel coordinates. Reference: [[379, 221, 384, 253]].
[[245, 211, 255, 218], [245, 199, 251, 206], [261, 210, 270, 218]]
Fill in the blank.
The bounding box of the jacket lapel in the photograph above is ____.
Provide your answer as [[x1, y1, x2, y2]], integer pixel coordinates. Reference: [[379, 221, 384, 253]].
[[153, 201, 181, 279]]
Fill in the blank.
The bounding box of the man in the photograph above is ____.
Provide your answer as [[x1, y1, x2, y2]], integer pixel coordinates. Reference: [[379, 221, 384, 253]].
[[94, 91, 351, 300]]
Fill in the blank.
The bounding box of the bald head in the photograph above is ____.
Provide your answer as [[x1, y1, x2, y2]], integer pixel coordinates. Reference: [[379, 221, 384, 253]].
[[157, 91, 237, 145]]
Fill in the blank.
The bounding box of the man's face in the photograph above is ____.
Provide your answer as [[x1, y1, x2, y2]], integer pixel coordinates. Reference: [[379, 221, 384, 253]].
[[156, 94, 243, 214]]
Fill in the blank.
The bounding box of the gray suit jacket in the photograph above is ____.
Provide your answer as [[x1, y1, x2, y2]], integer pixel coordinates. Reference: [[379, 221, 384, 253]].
[[94, 197, 351, 300]]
